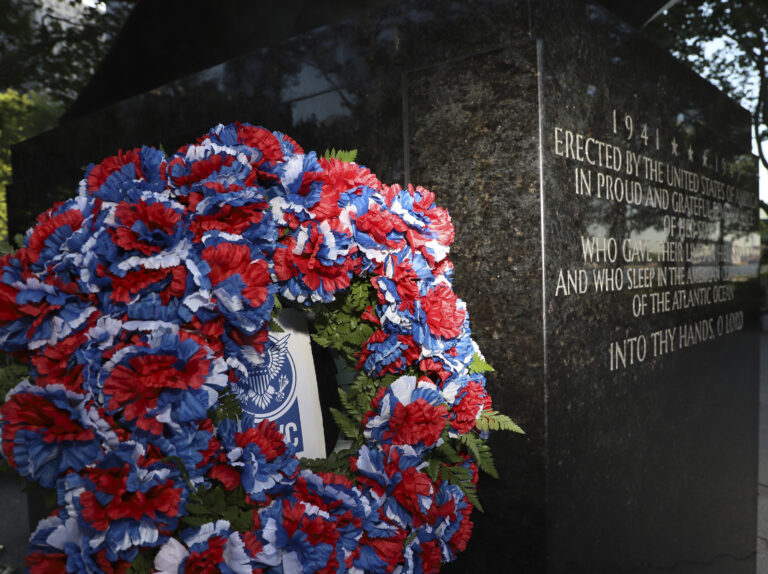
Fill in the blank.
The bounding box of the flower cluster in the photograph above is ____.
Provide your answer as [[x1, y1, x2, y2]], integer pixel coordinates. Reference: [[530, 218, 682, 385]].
[[0, 124, 508, 573]]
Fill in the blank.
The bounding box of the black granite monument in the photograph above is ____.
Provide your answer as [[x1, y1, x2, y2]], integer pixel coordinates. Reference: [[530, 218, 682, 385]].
[[6, 1, 760, 572]]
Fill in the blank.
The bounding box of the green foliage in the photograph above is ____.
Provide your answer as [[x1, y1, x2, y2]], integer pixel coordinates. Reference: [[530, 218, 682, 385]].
[[329, 407, 362, 442], [459, 432, 499, 479], [126, 550, 155, 574], [339, 371, 397, 421], [0, 232, 24, 257], [403, 530, 419, 548], [311, 278, 377, 363], [322, 148, 358, 163], [0, 359, 27, 400], [440, 463, 483, 512], [299, 370, 397, 475], [647, 1, 766, 107], [180, 485, 253, 533], [425, 440, 483, 512], [207, 391, 243, 425], [300, 446, 358, 478], [307, 271, 524, 506], [468, 353, 494, 373], [475, 409, 525, 434]]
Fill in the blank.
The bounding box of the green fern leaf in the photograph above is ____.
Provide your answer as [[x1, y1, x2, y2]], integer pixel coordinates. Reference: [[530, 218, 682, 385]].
[[208, 391, 243, 425], [469, 353, 494, 373], [126, 550, 155, 574], [338, 387, 364, 419], [300, 447, 356, 477], [475, 409, 525, 434], [425, 457, 441, 481], [459, 433, 499, 479], [330, 407, 362, 441], [442, 465, 484, 512], [0, 361, 28, 400], [435, 441, 465, 465], [323, 148, 358, 163]]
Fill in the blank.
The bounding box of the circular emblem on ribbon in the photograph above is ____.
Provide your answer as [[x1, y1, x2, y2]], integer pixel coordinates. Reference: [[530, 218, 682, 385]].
[[235, 333, 297, 421]]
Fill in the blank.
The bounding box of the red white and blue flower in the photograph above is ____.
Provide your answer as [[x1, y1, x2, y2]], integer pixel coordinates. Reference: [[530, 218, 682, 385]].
[[154, 520, 253, 574]]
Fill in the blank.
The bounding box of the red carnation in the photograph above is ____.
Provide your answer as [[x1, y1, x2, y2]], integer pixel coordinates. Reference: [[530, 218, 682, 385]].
[[274, 226, 359, 294], [390, 466, 433, 525], [79, 472, 182, 530], [20, 208, 84, 266], [360, 530, 408, 571], [29, 326, 90, 391], [1, 393, 96, 464], [449, 380, 487, 434], [190, 202, 268, 239], [420, 284, 465, 339], [111, 201, 182, 256], [169, 153, 235, 188], [355, 206, 407, 249], [236, 124, 285, 164], [315, 158, 383, 221], [389, 399, 448, 447], [202, 243, 270, 307], [183, 536, 226, 574], [100, 265, 182, 304], [87, 149, 145, 194], [236, 420, 287, 460], [449, 506, 474, 554], [0, 276, 22, 322], [419, 539, 443, 574], [104, 350, 209, 432]]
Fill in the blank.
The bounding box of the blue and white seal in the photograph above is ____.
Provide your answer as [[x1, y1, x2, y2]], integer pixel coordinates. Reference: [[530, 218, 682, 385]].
[[236, 334, 298, 421]]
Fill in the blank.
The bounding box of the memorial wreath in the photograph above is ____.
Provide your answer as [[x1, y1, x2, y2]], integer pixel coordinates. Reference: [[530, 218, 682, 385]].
[[0, 124, 521, 573]]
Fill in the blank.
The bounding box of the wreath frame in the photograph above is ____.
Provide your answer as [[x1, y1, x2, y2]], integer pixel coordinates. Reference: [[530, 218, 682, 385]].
[[0, 123, 521, 574]]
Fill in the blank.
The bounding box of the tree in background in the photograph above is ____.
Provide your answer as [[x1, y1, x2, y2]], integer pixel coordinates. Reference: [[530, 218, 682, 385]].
[[0, 0, 134, 102], [0, 0, 133, 240], [647, 0, 768, 212], [0, 90, 63, 243]]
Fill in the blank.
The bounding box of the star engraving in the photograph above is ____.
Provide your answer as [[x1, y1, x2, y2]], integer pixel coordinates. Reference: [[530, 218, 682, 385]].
[[702, 151, 709, 167], [671, 138, 679, 156], [687, 145, 694, 162]]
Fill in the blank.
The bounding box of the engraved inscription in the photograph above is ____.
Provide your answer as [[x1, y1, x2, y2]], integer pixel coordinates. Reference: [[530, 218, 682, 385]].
[[551, 110, 758, 372]]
